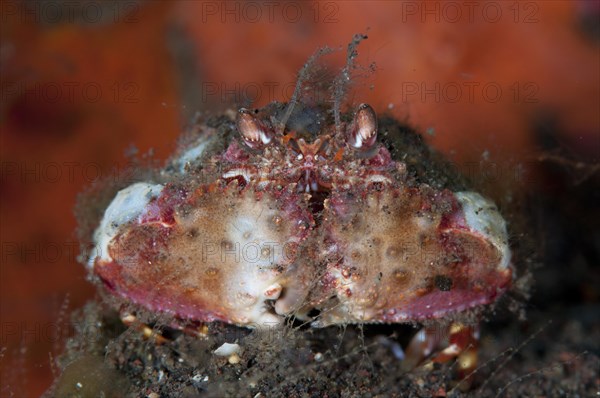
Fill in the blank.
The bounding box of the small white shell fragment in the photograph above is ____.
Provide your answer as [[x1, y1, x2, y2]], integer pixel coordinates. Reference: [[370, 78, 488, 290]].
[[191, 374, 209, 383], [213, 342, 240, 357]]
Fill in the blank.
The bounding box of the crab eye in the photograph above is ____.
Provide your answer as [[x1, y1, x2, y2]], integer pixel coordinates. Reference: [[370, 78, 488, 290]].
[[236, 108, 274, 149], [348, 103, 377, 150]]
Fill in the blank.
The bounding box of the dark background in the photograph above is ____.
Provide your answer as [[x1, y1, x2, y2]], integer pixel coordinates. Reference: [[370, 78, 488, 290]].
[[1, 1, 598, 396]]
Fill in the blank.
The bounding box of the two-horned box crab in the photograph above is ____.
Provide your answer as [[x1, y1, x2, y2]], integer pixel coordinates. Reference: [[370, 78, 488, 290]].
[[84, 46, 513, 382]]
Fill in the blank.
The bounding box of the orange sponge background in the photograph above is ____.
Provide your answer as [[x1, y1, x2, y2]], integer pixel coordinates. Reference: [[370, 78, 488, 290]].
[[1, 1, 598, 395]]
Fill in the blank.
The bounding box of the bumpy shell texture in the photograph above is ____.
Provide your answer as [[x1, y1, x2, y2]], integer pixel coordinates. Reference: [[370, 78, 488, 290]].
[[85, 98, 513, 329]]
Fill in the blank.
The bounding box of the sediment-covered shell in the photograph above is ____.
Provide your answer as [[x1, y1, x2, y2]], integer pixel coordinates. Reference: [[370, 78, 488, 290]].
[[86, 102, 512, 329]]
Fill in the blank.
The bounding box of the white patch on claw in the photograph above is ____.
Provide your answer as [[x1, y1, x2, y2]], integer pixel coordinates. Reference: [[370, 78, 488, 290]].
[[455, 191, 511, 269], [89, 182, 163, 268], [222, 199, 296, 328]]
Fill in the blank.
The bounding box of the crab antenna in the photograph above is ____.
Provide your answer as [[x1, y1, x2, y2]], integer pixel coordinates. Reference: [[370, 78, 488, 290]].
[[333, 33, 368, 136], [348, 103, 377, 149], [236, 108, 273, 149], [277, 47, 333, 134]]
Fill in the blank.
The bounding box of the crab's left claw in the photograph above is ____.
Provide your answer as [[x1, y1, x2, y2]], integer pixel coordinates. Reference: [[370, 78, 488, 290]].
[[306, 187, 512, 326]]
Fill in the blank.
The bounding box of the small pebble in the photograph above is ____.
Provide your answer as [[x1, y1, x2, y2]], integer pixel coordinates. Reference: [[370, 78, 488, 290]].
[[228, 353, 241, 364], [214, 342, 240, 356]]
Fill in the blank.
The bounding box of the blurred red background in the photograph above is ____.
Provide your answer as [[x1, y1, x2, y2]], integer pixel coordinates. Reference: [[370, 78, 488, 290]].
[[1, 1, 598, 396]]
